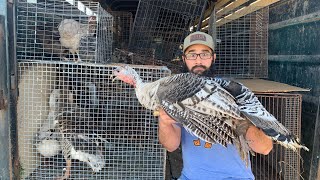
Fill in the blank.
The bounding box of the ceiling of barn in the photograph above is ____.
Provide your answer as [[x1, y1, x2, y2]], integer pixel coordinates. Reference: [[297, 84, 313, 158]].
[[100, 0, 280, 29]]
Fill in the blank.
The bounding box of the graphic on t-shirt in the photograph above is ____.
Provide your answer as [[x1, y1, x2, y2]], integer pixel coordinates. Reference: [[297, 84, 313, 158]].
[[204, 142, 212, 148], [193, 138, 201, 146], [193, 138, 212, 148]]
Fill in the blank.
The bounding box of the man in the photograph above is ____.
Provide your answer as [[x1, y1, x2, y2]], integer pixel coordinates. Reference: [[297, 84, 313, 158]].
[[158, 31, 273, 180]]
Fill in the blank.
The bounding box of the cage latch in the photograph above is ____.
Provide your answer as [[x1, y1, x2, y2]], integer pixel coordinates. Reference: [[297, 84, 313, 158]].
[[0, 89, 7, 110]]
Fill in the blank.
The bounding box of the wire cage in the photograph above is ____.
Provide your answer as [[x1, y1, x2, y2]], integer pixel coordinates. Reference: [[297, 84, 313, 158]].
[[252, 93, 302, 180], [128, 0, 207, 66], [17, 61, 170, 179], [209, 6, 269, 78], [16, 0, 113, 63], [109, 11, 133, 50]]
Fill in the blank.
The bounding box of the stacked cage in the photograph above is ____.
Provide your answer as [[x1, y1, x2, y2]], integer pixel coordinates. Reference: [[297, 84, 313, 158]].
[[15, 0, 169, 179], [128, 0, 207, 72], [252, 94, 302, 180], [17, 61, 169, 179], [210, 6, 269, 78], [16, 0, 113, 63]]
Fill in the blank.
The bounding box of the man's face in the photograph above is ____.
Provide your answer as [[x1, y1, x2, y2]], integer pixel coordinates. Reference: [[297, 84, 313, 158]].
[[183, 44, 216, 75]]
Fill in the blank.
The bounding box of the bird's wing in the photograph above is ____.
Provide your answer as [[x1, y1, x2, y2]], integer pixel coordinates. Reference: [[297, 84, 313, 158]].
[[155, 73, 243, 145], [161, 99, 235, 146], [213, 78, 308, 150], [157, 73, 243, 120]]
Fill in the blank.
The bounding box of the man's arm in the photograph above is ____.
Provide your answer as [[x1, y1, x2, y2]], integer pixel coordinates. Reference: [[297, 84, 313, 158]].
[[246, 126, 273, 155], [158, 109, 181, 152]]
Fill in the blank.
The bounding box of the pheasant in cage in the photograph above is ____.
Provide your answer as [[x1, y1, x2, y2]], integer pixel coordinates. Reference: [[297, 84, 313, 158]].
[[58, 17, 96, 62], [113, 65, 309, 164]]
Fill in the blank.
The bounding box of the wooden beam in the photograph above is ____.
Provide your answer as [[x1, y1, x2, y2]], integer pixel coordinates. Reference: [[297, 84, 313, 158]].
[[216, 0, 249, 18], [215, 0, 232, 10], [216, 0, 280, 27], [269, 10, 320, 30]]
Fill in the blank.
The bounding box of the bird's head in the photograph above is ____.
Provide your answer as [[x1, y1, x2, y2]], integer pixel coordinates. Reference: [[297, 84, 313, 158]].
[[113, 65, 141, 87]]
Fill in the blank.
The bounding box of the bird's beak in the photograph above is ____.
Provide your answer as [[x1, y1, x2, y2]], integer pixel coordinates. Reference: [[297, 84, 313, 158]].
[[112, 75, 119, 82]]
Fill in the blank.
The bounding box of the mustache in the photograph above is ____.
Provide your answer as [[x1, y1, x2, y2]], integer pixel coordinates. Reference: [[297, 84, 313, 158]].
[[191, 65, 207, 71]]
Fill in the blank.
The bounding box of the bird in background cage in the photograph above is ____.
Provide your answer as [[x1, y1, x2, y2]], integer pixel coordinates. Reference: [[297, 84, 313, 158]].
[[35, 86, 106, 179], [113, 65, 309, 166], [58, 17, 97, 62]]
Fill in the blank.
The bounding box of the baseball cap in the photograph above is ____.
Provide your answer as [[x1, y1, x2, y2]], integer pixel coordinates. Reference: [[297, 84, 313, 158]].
[[183, 31, 214, 53]]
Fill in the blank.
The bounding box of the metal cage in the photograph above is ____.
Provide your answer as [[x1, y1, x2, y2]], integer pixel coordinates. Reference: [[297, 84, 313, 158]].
[[129, 0, 207, 63], [211, 7, 269, 78], [16, 0, 113, 63], [252, 93, 302, 180], [17, 61, 170, 179]]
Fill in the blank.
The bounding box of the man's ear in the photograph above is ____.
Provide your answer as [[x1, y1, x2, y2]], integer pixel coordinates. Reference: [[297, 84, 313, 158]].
[[212, 53, 217, 63], [182, 56, 186, 63]]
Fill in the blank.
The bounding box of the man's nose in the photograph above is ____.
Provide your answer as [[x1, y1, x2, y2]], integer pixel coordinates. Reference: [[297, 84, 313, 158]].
[[195, 56, 202, 64]]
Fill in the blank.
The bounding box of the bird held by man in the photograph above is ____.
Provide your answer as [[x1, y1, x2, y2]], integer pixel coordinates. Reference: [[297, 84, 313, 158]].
[[113, 65, 309, 164]]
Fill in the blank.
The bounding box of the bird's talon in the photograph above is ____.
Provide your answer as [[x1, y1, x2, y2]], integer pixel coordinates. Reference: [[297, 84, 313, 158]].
[[153, 110, 160, 116]]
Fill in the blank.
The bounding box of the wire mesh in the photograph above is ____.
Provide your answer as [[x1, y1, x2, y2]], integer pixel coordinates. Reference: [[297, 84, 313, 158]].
[[109, 11, 133, 50], [16, 0, 113, 63], [210, 6, 269, 78], [251, 93, 302, 180], [17, 61, 169, 179], [128, 0, 207, 66]]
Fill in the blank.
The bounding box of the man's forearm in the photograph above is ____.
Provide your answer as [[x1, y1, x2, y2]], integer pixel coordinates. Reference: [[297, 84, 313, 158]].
[[246, 126, 273, 155], [158, 122, 181, 152]]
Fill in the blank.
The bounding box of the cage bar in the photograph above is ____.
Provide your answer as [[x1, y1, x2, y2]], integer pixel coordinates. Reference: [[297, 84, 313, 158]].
[[17, 61, 169, 179], [16, 0, 113, 63], [252, 93, 302, 180]]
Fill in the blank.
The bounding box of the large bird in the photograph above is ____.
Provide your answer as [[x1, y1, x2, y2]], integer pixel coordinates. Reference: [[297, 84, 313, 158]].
[[36, 88, 106, 180], [58, 18, 95, 62], [113, 65, 309, 163]]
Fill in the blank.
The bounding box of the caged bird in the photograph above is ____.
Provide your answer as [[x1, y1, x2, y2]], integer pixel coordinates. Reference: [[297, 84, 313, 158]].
[[36, 88, 106, 180], [113, 65, 309, 165], [58, 17, 96, 62]]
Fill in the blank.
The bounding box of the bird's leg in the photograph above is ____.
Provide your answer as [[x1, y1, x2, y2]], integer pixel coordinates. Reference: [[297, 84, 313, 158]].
[[75, 49, 81, 62], [55, 159, 72, 180], [71, 51, 77, 62]]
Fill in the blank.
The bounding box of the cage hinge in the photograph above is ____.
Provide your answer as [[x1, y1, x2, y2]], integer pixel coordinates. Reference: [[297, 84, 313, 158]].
[[0, 89, 8, 110]]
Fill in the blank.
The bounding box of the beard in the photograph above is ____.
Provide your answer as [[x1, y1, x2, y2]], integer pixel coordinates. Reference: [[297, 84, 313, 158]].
[[181, 63, 216, 77]]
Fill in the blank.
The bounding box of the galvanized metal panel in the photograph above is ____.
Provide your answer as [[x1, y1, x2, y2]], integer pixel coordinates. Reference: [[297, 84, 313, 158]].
[[0, 1, 11, 179]]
